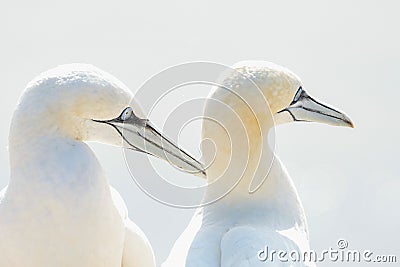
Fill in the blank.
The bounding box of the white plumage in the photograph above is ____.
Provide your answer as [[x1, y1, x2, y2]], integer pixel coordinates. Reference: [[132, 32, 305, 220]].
[[163, 61, 353, 267], [0, 64, 156, 267]]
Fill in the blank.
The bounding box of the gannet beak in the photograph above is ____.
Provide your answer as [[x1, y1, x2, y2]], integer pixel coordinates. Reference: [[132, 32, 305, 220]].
[[93, 107, 206, 178], [277, 88, 354, 128]]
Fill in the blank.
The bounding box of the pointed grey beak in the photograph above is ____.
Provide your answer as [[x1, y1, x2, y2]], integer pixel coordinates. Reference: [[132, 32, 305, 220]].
[[93, 107, 206, 178], [277, 87, 354, 128]]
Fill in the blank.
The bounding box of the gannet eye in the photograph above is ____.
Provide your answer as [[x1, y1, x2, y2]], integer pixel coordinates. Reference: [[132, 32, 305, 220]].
[[293, 87, 303, 102], [120, 107, 133, 121]]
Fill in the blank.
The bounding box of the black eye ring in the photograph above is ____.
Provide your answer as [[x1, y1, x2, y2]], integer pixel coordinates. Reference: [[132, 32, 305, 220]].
[[293, 86, 303, 103], [120, 107, 133, 121]]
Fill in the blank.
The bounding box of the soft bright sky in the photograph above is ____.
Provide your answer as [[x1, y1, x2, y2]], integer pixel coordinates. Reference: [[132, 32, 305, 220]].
[[1, 1, 399, 265]]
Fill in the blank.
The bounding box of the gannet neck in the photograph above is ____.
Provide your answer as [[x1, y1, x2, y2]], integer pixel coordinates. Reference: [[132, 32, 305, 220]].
[[8, 133, 107, 198], [203, 159, 307, 232], [203, 116, 285, 198], [202, 114, 307, 230]]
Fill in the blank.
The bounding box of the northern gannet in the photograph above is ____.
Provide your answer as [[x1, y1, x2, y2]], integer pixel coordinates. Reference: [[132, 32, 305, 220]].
[[0, 64, 205, 267], [163, 61, 353, 267]]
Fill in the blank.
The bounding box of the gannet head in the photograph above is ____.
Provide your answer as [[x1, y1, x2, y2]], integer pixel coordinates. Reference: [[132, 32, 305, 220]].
[[202, 61, 353, 188], [229, 61, 354, 128], [10, 64, 205, 176]]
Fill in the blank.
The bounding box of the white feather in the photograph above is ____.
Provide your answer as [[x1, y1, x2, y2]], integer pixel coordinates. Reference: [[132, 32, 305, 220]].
[[0, 64, 155, 267]]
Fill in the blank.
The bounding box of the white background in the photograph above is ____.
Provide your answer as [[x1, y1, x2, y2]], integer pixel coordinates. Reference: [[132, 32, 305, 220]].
[[1, 1, 399, 266]]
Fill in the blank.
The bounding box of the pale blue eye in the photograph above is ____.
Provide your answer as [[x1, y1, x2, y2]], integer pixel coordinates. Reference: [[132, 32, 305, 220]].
[[293, 87, 303, 102], [120, 107, 133, 121]]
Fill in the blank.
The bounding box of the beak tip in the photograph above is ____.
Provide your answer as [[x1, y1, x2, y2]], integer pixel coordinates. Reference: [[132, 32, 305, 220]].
[[195, 168, 207, 178], [344, 115, 354, 128], [345, 119, 354, 128]]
